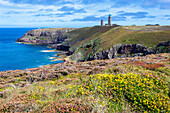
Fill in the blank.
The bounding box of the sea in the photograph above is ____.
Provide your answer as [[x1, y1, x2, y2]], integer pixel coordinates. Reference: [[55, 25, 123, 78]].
[[0, 28, 63, 72]]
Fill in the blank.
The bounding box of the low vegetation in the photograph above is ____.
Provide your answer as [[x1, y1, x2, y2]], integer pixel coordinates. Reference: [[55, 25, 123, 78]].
[[0, 53, 169, 112]]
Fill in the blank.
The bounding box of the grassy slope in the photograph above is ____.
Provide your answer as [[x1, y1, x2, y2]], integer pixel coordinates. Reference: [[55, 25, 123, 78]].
[[64, 26, 170, 51], [24, 26, 170, 51], [98, 26, 170, 50], [64, 26, 170, 61], [64, 26, 114, 51]]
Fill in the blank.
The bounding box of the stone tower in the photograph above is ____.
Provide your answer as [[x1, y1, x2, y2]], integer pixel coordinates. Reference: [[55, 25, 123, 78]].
[[108, 14, 112, 26], [101, 19, 103, 26]]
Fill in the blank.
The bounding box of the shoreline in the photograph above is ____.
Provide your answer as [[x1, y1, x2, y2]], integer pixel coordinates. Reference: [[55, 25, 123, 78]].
[[0, 42, 69, 72], [16, 42, 46, 45], [0, 53, 169, 80], [16, 41, 70, 61]]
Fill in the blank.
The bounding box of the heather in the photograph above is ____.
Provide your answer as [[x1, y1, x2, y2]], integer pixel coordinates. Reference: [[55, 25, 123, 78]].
[[0, 53, 169, 112]]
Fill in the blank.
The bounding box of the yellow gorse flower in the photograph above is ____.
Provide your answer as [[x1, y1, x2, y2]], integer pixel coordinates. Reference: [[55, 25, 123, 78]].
[[66, 73, 169, 112]]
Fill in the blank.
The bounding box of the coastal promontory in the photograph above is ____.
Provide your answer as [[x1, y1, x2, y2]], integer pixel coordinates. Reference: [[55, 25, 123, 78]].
[[16, 28, 76, 45], [16, 26, 170, 62]]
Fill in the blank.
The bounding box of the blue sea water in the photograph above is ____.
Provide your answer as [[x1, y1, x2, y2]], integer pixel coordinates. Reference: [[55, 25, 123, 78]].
[[0, 28, 63, 71]]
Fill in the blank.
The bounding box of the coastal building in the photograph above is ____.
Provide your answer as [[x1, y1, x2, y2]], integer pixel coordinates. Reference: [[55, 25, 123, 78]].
[[108, 14, 112, 26], [101, 19, 103, 26], [101, 14, 119, 27]]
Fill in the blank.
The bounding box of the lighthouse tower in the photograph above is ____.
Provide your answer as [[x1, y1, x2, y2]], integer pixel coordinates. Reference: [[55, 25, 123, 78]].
[[108, 14, 112, 26], [101, 19, 103, 26]]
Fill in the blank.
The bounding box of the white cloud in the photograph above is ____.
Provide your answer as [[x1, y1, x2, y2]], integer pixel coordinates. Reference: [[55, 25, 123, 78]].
[[0, 0, 11, 6], [0, 0, 170, 27]]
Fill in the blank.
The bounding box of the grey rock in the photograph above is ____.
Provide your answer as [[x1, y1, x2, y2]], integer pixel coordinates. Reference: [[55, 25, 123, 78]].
[[16, 28, 75, 45], [157, 41, 170, 47]]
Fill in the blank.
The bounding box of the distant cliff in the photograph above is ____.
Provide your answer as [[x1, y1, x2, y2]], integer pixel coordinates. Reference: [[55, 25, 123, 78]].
[[16, 28, 76, 45], [16, 26, 170, 61]]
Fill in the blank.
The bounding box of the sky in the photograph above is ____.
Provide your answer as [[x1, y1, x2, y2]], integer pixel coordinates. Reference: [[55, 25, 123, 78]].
[[0, 0, 170, 28]]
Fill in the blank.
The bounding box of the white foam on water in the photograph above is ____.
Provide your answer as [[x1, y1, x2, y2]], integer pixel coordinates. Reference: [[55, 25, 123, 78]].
[[38, 65, 43, 67], [49, 57, 57, 59], [40, 50, 56, 52]]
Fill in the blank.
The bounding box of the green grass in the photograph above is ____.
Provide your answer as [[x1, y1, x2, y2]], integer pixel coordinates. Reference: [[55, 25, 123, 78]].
[[69, 26, 170, 49], [65, 26, 114, 51], [64, 26, 170, 61], [97, 26, 170, 50]]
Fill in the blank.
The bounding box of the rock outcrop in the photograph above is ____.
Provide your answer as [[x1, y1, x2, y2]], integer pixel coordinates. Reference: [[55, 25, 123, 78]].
[[156, 40, 170, 53], [71, 41, 169, 61], [16, 28, 76, 45], [95, 41, 170, 60], [50, 44, 70, 51], [157, 41, 170, 47], [93, 44, 153, 60]]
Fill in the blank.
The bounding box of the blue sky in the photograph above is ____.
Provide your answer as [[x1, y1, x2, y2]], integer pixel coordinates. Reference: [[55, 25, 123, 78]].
[[0, 0, 170, 28]]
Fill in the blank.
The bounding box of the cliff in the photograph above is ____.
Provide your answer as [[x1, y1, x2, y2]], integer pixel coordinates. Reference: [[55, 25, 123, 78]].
[[66, 26, 170, 61], [16, 28, 76, 45], [16, 26, 170, 61]]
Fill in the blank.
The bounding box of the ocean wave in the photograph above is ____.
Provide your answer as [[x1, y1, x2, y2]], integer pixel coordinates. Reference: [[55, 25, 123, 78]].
[[49, 57, 57, 60], [40, 50, 56, 52], [38, 65, 43, 67]]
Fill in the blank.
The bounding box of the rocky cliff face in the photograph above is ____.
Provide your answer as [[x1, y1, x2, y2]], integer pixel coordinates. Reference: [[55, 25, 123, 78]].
[[70, 41, 170, 61], [94, 44, 153, 60], [16, 28, 76, 45]]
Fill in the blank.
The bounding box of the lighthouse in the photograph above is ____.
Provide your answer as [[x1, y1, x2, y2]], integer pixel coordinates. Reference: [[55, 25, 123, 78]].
[[100, 14, 119, 27], [108, 14, 112, 26], [101, 19, 103, 26]]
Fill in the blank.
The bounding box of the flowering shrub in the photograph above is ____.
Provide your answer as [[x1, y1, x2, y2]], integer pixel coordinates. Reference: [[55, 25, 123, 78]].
[[0, 53, 169, 112], [41, 98, 93, 112], [68, 73, 169, 112], [157, 67, 170, 75], [132, 61, 165, 71]]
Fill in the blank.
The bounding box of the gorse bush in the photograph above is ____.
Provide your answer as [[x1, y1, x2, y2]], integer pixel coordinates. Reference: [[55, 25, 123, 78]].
[[68, 73, 170, 112]]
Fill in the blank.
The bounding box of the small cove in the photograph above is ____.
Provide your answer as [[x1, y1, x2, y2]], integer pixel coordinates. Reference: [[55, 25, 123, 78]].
[[0, 28, 63, 71]]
